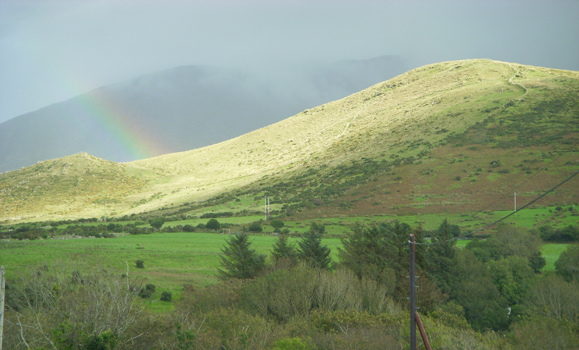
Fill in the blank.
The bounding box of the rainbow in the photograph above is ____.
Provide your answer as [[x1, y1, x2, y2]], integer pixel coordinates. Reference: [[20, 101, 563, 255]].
[[75, 88, 171, 161], [36, 49, 172, 161]]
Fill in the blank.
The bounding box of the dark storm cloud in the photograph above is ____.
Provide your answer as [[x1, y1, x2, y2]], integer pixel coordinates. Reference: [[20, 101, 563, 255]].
[[1, 0, 578, 124]]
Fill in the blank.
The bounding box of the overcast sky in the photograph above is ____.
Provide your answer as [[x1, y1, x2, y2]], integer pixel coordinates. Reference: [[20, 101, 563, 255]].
[[1, 0, 578, 124]]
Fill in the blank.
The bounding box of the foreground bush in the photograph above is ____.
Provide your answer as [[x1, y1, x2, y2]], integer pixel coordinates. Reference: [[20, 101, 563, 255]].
[[4, 263, 144, 350]]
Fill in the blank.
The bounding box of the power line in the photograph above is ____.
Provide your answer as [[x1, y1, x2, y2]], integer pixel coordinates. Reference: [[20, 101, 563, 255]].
[[469, 140, 579, 220], [414, 167, 579, 246]]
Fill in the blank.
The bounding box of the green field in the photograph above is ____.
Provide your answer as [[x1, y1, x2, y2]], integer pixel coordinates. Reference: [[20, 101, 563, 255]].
[[0, 232, 343, 310], [541, 243, 572, 271]]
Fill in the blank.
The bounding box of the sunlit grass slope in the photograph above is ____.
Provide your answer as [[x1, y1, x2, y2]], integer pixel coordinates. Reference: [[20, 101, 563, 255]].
[[1, 59, 578, 222]]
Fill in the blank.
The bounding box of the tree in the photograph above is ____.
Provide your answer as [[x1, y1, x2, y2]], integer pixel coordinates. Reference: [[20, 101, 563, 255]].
[[466, 225, 542, 263], [529, 251, 546, 273], [206, 218, 221, 231], [270, 220, 285, 232], [218, 233, 266, 279], [309, 222, 325, 234], [555, 245, 579, 282], [339, 221, 425, 296], [149, 218, 165, 231], [426, 219, 460, 294], [298, 231, 331, 269], [451, 249, 510, 331], [488, 256, 535, 305], [183, 224, 195, 232], [271, 235, 298, 267]]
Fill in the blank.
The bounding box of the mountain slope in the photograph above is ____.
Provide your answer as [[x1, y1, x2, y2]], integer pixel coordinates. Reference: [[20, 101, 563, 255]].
[[0, 56, 407, 173], [1, 59, 578, 222]]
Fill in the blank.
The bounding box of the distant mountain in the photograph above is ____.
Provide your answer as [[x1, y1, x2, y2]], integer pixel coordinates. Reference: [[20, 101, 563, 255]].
[[2, 59, 578, 222], [0, 56, 407, 173]]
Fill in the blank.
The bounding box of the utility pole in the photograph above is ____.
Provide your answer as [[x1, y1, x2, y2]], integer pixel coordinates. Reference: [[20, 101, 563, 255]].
[[0, 266, 5, 350], [104, 201, 107, 222], [514, 192, 517, 214], [409, 234, 416, 350], [409, 235, 432, 350], [264, 196, 270, 220]]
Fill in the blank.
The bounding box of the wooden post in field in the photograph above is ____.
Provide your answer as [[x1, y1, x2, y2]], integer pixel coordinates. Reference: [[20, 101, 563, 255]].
[[125, 262, 130, 291], [0, 266, 5, 350]]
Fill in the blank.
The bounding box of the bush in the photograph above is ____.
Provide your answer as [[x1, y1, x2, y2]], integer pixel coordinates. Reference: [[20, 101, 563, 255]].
[[136, 260, 144, 269], [206, 218, 220, 230], [248, 222, 263, 233], [149, 218, 165, 230], [182, 224, 195, 232], [140, 284, 156, 298], [270, 219, 285, 229], [160, 291, 172, 302], [272, 337, 312, 350]]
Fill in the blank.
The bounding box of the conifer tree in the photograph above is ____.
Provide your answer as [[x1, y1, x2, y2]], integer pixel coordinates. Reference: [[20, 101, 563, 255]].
[[218, 233, 266, 279], [271, 235, 298, 266], [298, 231, 331, 269]]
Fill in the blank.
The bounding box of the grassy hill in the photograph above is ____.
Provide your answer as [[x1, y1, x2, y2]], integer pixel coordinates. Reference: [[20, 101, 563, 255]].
[[1, 59, 578, 223]]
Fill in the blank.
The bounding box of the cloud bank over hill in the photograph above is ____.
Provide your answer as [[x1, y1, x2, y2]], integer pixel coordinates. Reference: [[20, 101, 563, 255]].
[[0, 56, 407, 173], [1, 0, 578, 124]]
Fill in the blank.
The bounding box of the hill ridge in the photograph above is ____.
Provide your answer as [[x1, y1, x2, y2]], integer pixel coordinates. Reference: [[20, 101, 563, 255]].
[[1, 59, 578, 222]]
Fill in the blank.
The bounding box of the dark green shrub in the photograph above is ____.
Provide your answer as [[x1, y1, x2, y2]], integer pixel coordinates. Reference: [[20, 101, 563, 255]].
[[248, 222, 263, 233], [270, 219, 285, 229], [149, 218, 165, 230], [206, 218, 220, 230], [139, 284, 156, 298], [182, 224, 195, 232], [136, 260, 144, 269], [160, 291, 172, 302]]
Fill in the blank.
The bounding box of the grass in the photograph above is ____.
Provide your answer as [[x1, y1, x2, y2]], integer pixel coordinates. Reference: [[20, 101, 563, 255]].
[[541, 243, 571, 271], [0, 231, 343, 311]]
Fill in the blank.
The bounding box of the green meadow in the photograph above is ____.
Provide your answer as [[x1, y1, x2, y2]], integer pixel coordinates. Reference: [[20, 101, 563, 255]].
[[541, 243, 572, 271], [0, 232, 343, 311]]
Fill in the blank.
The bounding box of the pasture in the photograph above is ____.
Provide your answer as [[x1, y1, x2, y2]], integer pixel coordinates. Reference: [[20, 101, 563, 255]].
[[0, 232, 343, 311]]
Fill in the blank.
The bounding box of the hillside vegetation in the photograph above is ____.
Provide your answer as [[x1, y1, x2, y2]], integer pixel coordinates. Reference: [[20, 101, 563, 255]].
[[1, 59, 578, 222]]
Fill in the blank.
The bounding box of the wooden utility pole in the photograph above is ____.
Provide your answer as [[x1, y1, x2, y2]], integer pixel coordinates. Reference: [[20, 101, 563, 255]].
[[0, 266, 5, 350], [409, 236, 432, 350], [125, 262, 130, 291], [409, 234, 416, 350], [264, 196, 270, 220]]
